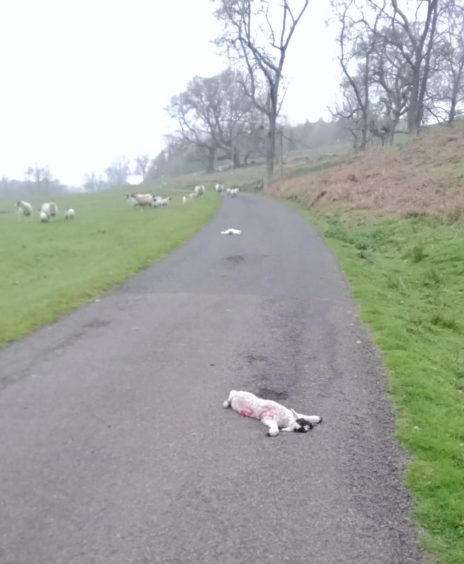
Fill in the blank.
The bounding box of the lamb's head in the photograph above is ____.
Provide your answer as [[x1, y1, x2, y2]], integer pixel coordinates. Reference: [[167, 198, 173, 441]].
[[293, 418, 314, 433], [290, 409, 314, 433]]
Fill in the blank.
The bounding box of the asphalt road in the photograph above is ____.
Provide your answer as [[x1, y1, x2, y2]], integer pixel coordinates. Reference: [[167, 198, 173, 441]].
[[0, 194, 424, 564]]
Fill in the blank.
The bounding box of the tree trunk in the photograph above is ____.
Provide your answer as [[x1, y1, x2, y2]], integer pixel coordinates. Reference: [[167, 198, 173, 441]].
[[407, 72, 421, 136], [264, 113, 276, 189], [233, 147, 241, 168], [206, 147, 217, 173], [388, 117, 399, 145], [360, 110, 368, 151]]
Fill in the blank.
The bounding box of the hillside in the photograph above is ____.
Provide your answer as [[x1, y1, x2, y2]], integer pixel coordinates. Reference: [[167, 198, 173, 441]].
[[270, 122, 464, 221]]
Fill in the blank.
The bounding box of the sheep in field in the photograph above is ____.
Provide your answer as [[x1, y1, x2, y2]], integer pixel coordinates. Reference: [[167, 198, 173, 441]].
[[126, 193, 154, 208], [16, 200, 33, 219], [40, 202, 58, 220], [194, 184, 205, 196], [227, 188, 239, 197], [39, 210, 49, 223], [153, 196, 171, 208], [65, 208, 75, 220]]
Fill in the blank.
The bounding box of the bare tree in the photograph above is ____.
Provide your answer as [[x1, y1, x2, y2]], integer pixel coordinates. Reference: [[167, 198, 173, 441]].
[[167, 69, 259, 171], [331, 0, 441, 138], [25, 165, 52, 185], [363, 0, 440, 135], [105, 156, 130, 186], [331, 0, 384, 150], [427, 0, 464, 124], [134, 155, 151, 181], [24, 165, 63, 193], [214, 0, 309, 187], [168, 71, 231, 171], [370, 27, 411, 144], [83, 172, 105, 192], [331, 76, 368, 149]]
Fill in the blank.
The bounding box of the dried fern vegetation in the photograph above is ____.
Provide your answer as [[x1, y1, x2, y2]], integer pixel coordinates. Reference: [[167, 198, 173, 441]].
[[271, 122, 464, 223]]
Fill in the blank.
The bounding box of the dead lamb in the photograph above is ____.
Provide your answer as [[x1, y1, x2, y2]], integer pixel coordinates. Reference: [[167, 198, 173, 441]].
[[223, 390, 322, 437]]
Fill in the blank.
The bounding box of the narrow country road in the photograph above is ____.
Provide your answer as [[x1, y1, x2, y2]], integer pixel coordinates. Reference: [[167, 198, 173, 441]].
[[0, 194, 423, 564]]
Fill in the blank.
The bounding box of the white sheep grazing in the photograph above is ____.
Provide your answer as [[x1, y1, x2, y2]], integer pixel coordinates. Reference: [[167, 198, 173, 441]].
[[215, 183, 224, 192], [16, 200, 33, 218], [39, 210, 49, 223], [194, 184, 205, 196], [126, 193, 154, 208], [153, 196, 171, 207], [182, 195, 188, 205], [40, 202, 58, 219], [223, 390, 322, 437], [65, 208, 75, 220], [229, 188, 239, 197]]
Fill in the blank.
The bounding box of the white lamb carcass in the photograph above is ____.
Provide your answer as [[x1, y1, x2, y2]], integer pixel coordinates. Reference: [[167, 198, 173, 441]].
[[223, 390, 322, 437]]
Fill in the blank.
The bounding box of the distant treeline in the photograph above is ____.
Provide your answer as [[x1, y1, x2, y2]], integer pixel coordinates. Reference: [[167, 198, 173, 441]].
[[147, 119, 351, 181], [0, 118, 351, 195], [0, 176, 67, 198]]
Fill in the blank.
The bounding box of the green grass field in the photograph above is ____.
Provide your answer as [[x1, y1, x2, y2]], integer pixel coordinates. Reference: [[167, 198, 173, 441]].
[[0, 188, 219, 348], [296, 207, 464, 563]]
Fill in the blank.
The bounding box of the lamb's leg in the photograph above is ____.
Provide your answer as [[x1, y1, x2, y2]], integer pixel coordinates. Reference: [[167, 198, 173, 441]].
[[294, 412, 322, 425], [223, 392, 233, 408], [262, 419, 279, 437]]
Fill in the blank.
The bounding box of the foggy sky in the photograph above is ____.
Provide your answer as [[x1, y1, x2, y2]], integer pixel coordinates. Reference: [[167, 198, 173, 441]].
[[0, 0, 339, 185]]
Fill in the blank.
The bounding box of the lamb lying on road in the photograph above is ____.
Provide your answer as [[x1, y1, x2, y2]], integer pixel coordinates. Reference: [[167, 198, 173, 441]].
[[221, 228, 241, 235], [223, 390, 322, 437]]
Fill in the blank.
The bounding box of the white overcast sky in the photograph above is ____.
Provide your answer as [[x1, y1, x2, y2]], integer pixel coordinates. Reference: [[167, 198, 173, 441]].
[[0, 0, 340, 186]]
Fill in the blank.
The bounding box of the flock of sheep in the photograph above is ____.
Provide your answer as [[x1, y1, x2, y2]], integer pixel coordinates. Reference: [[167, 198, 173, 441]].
[[16, 200, 75, 222], [15, 182, 240, 223], [127, 182, 240, 209], [125, 193, 172, 208]]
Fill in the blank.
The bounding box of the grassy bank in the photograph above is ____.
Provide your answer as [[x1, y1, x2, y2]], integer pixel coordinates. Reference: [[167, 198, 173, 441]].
[[298, 207, 464, 563], [0, 189, 219, 348]]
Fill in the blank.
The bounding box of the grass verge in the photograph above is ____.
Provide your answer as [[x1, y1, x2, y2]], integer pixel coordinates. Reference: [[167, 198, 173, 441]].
[[0, 189, 219, 348], [296, 205, 464, 564]]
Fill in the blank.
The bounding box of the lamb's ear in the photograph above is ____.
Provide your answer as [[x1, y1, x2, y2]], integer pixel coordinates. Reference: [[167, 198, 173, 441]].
[[291, 408, 298, 420]]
